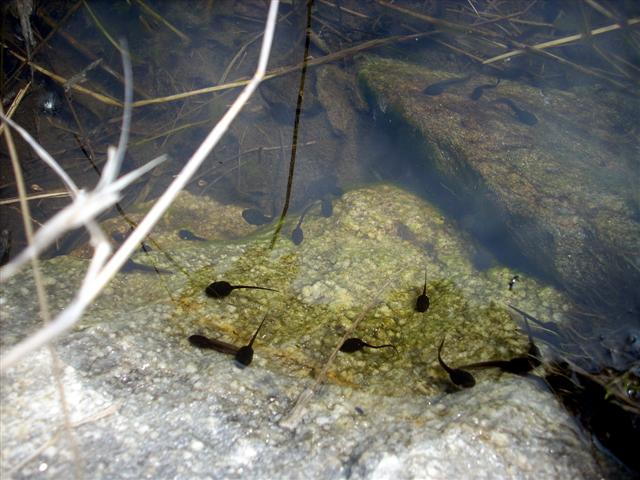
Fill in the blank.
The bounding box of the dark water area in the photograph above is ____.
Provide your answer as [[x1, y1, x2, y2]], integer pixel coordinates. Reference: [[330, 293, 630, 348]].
[[1, 0, 640, 474]]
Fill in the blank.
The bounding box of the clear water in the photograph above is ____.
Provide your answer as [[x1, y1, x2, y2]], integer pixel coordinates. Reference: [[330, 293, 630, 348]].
[[1, 0, 639, 472]]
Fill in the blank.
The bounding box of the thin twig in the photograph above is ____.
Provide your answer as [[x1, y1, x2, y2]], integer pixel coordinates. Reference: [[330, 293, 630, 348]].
[[280, 277, 395, 429], [0, 190, 71, 205], [134, 0, 190, 43], [483, 17, 640, 64], [0, 0, 281, 371], [131, 30, 439, 108], [1, 105, 83, 478], [4, 47, 122, 106], [0, 81, 30, 136]]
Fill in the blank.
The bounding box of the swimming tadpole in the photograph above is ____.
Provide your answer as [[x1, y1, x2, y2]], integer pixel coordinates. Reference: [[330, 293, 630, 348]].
[[234, 315, 269, 367], [437, 337, 476, 389], [415, 269, 430, 313], [188, 315, 270, 368], [320, 196, 333, 217], [460, 306, 543, 375], [423, 75, 471, 96], [291, 201, 317, 246], [178, 229, 207, 241], [470, 79, 500, 100], [339, 338, 398, 353], [493, 98, 538, 125], [242, 208, 273, 226], [205, 280, 278, 298]]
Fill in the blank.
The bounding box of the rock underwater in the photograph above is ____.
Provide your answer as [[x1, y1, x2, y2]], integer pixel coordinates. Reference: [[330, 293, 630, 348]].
[[357, 57, 640, 316], [0, 186, 626, 478]]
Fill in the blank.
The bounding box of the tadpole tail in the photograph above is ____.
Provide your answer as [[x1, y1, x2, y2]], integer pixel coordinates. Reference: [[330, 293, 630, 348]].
[[247, 315, 269, 348], [458, 360, 509, 370], [437, 337, 450, 372], [234, 285, 279, 293], [368, 343, 398, 353], [296, 200, 317, 228]]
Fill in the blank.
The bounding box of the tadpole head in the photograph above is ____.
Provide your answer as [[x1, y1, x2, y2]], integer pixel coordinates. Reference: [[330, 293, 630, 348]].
[[234, 346, 254, 367], [340, 338, 366, 353], [291, 226, 304, 245], [320, 197, 333, 217], [205, 281, 233, 298], [451, 369, 476, 388], [416, 295, 430, 312]]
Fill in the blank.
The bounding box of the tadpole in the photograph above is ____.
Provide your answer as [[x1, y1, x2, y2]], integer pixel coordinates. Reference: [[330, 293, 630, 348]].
[[423, 75, 471, 96], [242, 208, 273, 226], [188, 316, 269, 368], [234, 315, 269, 367], [291, 202, 316, 245], [178, 229, 207, 241], [205, 280, 278, 298], [437, 337, 476, 388], [415, 269, 430, 312], [460, 307, 543, 375], [320, 196, 333, 217], [339, 337, 398, 353]]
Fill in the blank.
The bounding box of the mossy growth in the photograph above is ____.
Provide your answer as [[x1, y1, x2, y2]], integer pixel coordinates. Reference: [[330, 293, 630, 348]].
[[146, 186, 572, 397]]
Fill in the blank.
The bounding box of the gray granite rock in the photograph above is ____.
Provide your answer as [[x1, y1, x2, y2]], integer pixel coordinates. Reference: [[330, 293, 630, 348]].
[[0, 185, 624, 479]]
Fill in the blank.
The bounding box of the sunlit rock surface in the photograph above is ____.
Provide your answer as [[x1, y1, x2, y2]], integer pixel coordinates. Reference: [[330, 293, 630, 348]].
[[0, 185, 624, 478], [358, 57, 640, 313]]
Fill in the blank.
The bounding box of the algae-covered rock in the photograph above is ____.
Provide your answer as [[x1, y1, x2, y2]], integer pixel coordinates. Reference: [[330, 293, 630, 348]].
[[1, 185, 624, 478], [357, 57, 640, 313]]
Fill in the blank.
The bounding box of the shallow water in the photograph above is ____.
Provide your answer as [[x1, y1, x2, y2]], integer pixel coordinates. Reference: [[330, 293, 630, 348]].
[[1, 0, 639, 475]]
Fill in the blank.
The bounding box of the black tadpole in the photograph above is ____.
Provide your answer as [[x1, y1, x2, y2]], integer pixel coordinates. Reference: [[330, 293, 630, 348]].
[[188, 334, 239, 355], [494, 98, 537, 125], [291, 201, 316, 246], [205, 280, 278, 298], [242, 208, 273, 226], [178, 229, 207, 241], [234, 315, 269, 367], [508, 275, 520, 291], [423, 75, 470, 96], [470, 79, 500, 101], [437, 338, 476, 388], [188, 316, 269, 368], [339, 337, 398, 353], [415, 269, 430, 312]]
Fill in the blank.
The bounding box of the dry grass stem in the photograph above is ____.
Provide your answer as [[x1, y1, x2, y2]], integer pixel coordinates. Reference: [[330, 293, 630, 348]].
[[134, 0, 190, 43], [0, 0, 280, 372], [483, 17, 640, 64], [280, 277, 395, 429]]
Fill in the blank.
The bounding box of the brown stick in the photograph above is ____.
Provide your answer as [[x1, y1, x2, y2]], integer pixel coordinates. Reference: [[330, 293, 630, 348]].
[[131, 31, 439, 108], [5, 48, 122, 106], [37, 9, 151, 99], [279, 277, 394, 429], [483, 17, 640, 64]]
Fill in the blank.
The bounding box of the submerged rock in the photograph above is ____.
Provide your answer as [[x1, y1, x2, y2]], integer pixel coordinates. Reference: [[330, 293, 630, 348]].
[[358, 57, 640, 315], [0, 185, 625, 478]]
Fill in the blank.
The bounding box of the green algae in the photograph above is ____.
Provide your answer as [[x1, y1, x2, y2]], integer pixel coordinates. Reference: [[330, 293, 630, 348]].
[[123, 185, 570, 397], [23, 186, 572, 397]]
